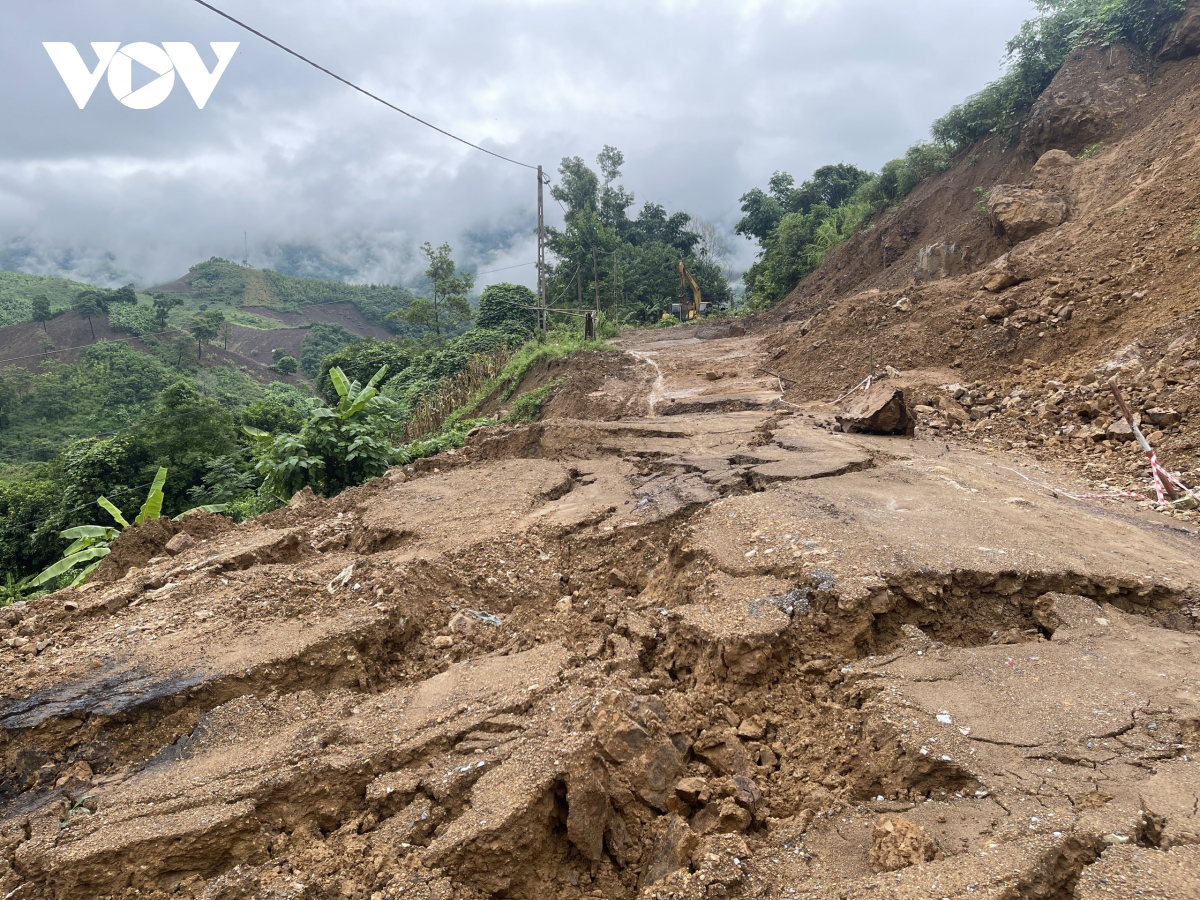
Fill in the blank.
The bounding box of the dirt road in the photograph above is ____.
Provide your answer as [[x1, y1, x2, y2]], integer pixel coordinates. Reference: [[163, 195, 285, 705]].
[[1, 328, 1198, 899]]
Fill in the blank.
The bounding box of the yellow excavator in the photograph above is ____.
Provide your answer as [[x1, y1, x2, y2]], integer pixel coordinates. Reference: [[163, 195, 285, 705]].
[[666, 260, 711, 321]]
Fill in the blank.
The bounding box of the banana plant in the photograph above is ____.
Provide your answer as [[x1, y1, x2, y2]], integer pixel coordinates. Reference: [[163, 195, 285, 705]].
[[245, 365, 397, 500], [29, 468, 169, 590]]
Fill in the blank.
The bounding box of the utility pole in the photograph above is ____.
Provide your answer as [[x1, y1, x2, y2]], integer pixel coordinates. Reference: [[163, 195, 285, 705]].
[[537, 166, 547, 336], [591, 248, 600, 318]]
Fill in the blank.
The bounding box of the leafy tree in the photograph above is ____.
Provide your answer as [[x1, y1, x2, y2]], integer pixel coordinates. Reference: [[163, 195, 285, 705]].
[[73, 293, 103, 341], [153, 295, 183, 328], [390, 243, 474, 341], [219, 319, 234, 350], [31, 295, 52, 332], [236, 396, 306, 435], [299, 322, 360, 378], [143, 381, 237, 512], [171, 334, 195, 367], [271, 355, 298, 375], [112, 285, 137, 306], [317, 340, 413, 402], [187, 456, 255, 506], [476, 283, 537, 335], [187, 311, 223, 359], [545, 148, 729, 324], [245, 366, 397, 500]]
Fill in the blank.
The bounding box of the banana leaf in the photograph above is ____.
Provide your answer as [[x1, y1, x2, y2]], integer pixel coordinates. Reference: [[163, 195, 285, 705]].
[[97, 497, 129, 528], [174, 504, 229, 520], [61, 525, 115, 541], [330, 367, 352, 402], [29, 547, 111, 588], [69, 559, 106, 589], [135, 467, 168, 524]]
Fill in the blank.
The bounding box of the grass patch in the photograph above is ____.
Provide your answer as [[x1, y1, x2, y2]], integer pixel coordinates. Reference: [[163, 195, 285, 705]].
[[506, 379, 564, 423]]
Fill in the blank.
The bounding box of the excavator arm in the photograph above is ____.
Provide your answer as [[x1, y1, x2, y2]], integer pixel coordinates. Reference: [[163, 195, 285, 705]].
[[680, 260, 703, 311]]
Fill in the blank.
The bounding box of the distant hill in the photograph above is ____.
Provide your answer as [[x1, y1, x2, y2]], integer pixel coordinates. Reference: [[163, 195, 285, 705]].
[[152, 258, 418, 334], [0, 272, 96, 328]]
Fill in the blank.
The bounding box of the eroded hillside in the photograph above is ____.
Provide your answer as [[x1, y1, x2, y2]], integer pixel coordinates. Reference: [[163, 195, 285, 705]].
[[0, 326, 1196, 899]]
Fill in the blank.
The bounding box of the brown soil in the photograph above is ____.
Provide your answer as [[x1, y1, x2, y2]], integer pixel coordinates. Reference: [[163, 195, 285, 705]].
[[6, 27, 1200, 900], [2, 325, 1197, 899]]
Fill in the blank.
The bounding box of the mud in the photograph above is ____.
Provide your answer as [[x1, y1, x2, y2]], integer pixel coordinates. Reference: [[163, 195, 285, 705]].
[[0, 325, 1196, 900]]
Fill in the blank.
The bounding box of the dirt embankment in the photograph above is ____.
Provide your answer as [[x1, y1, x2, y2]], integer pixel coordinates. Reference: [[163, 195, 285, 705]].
[[0, 325, 1196, 899], [760, 38, 1200, 505]]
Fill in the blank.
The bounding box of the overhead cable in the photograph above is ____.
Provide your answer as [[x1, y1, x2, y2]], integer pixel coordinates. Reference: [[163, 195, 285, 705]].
[[190, 0, 538, 171]]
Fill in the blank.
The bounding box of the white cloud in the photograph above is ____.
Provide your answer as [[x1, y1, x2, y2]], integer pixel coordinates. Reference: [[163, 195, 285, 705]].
[[0, 0, 1036, 287]]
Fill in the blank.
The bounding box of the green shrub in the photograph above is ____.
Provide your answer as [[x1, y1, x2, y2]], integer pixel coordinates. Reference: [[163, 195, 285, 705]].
[[299, 322, 360, 379], [245, 366, 397, 501], [506, 379, 563, 423]]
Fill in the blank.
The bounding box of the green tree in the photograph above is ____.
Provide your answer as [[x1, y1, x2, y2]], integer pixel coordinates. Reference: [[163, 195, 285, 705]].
[[477, 283, 537, 335], [73, 293, 103, 341], [316, 340, 413, 402], [220, 319, 234, 350], [245, 366, 397, 500], [391, 243, 474, 341], [31, 295, 52, 333], [271, 355, 298, 375], [153, 295, 182, 328], [112, 284, 137, 306], [187, 311, 223, 359], [171, 334, 195, 367], [143, 381, 237, 513]]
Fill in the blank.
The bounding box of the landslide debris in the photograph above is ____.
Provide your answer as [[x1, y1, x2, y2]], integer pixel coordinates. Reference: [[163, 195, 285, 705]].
[[8, 19, 1200, 900], [1, 333, 1197, 899]]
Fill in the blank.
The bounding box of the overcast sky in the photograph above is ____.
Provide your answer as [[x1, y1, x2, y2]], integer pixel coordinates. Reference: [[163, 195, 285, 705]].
[[0, 0, 1036, 290]]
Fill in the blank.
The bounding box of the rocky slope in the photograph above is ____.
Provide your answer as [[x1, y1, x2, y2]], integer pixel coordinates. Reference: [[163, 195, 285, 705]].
[[762, 30, 1200, 514], [0, 329, 1196, 899]]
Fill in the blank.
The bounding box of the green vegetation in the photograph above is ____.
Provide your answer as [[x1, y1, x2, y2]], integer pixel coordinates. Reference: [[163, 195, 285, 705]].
[[0, 272, 93, 328], [29, 467, 168, 590], [932, 0, 1186, 151], [506, 379, 563, 423], [545, 147, 732, 325], [245, 366, 397, 501], [389, 242, 474, 341], [166, 258, 421, 335], [737, 0, 1188, 308], [299, 322, 361, 378]]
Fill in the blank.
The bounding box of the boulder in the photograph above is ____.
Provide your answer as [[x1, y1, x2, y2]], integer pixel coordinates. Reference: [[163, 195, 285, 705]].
[[983, 270, 1020, 293], [837, 385, 913, 436], [1107, 420, 1135, 442], [1033, 149, 1078, 175], [1161, 1, 1200, 60], [869, 816, 941, 873], [914, 243, 964, 283], [1145, 408, 1181, 428], [1023, 45, 1142, 154], [987, 186, 1068, 244], [164, 532, 195, 556]]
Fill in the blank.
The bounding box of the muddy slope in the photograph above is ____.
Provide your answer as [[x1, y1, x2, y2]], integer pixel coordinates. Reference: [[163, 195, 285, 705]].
[[0, 329, 1197, 899], [759, 34, 1200, 513]]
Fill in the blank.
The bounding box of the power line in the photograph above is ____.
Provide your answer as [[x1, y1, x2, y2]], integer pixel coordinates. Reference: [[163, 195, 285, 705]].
[[191, 0, 538, 172], [474, 261, 536, 277]]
